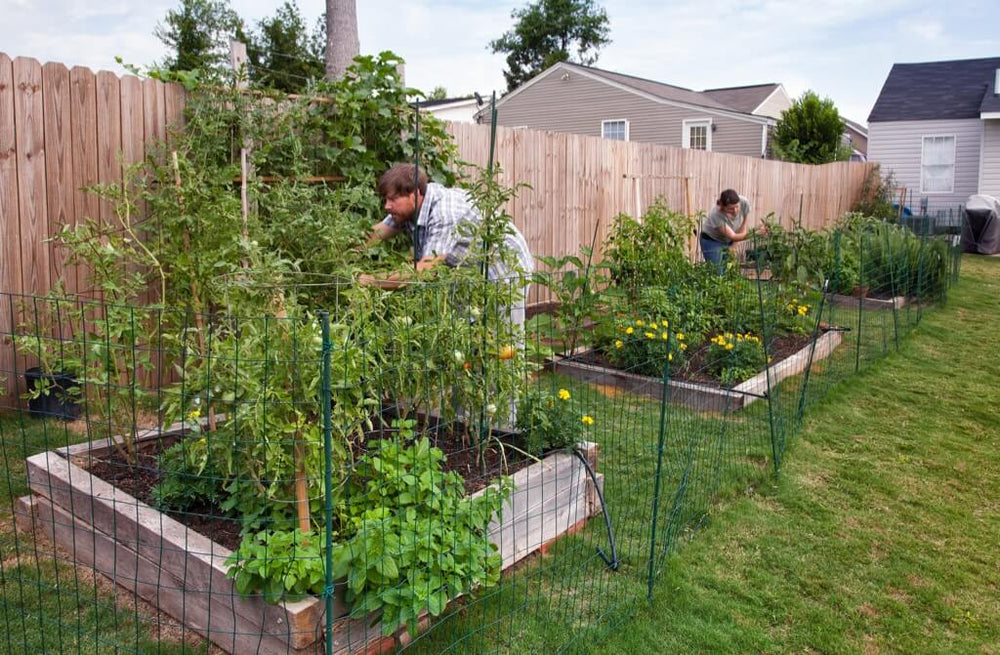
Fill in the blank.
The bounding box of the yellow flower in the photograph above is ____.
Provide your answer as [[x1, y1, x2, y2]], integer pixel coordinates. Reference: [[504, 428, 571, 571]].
[[649, 322, 658, 330], [677, 333, 685, 341], [797, 305, 808, 316], [635, 319, 644, 326], [186, 408, 201, 421], [625, 326, 634, 335], [645, 331, 655, 339], [680, 343, 688, 351], [614, 339, 624, 349], [581, 414, 594, 426], [725, 343, 734, 351], [558, 389, 571, 401], [668, 353, 673, 361], [661, 331, 669, 340]]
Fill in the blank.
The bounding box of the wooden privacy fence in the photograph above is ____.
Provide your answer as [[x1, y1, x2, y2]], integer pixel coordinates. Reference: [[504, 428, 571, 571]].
[[0, 53, 185, 299], [447, 122, 875, 263], [0, 52, 874, 301], [0, 52, 873, 394]]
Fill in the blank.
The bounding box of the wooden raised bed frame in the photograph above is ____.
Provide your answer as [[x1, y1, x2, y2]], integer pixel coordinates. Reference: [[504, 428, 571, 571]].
[[829, 293, 907, 310], [550, 330, 843, 411], [15, 425, 602, 654]]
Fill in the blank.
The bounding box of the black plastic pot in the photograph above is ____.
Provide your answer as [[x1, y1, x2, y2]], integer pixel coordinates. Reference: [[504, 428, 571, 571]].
[[25, 367, 80, 420]]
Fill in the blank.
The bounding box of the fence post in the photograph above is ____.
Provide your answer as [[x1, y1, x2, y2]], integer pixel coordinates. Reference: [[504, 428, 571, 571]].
[[646, 329, 673, 600], [319, 310, 334, 655], [886, 228, 900, 351], [855, 234, 864, 373], [752, 232, 781, 475]]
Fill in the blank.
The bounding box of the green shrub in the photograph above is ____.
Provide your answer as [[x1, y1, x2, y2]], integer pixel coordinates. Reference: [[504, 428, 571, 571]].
[[706, 332, 767, 386], [600, 315, 687, 378], [515, 387, 586, 456], [603, 201, 695, 291]]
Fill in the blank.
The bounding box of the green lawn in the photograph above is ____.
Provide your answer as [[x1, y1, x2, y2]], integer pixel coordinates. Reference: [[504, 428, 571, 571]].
[[1, 256, 996, 654], [589, 255, 1000, 654]]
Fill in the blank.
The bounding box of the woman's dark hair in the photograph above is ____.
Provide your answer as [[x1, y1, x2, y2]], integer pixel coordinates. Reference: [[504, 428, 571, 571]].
[[717, 189, 740, 206], [378, 163, 429, 198]]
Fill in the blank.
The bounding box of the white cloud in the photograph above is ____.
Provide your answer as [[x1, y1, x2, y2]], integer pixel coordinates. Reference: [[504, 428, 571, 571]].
[[899, 18, 944, 41]]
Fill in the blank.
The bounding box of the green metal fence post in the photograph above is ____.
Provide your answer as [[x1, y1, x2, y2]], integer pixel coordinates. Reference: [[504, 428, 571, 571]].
[[646, 331, 672, 600], [886, 227, 900, 351], [855, 233, 864, 374], [320, 310, 334, 655]]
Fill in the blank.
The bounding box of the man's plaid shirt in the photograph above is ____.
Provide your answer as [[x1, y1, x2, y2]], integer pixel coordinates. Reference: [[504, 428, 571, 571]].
[[382, 183, 534, 280]]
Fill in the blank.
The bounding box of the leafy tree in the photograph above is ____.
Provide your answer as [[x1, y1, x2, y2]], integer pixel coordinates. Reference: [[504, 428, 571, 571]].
[[155, 0, 243, 74], [429, 86, 449, 101], [771, 90, 852, 165], [490, 0, 611, 92], [247, 1, 324, 93]]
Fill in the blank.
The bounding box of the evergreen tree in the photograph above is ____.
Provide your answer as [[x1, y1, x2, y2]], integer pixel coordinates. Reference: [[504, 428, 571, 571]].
[[248, 1, 324, 93], [155, 0, 242, 74], [771, 91, 852, 164]]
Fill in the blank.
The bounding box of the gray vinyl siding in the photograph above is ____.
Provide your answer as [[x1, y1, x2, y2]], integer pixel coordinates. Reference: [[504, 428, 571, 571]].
[[754, 88, 791, 120], [980, 119, 1000, 197], [496, 71, 766, 158], [868, 118, 983, 213]]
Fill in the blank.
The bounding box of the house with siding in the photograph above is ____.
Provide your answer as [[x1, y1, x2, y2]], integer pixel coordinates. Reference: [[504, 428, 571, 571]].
[[867, 56, 1000, 213], [843, 118, 869, 161], [486, 62, 791, 159]]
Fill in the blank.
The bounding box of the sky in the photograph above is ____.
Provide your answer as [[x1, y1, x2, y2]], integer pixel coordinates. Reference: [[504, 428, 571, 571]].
[[3, 0, 999, 124]]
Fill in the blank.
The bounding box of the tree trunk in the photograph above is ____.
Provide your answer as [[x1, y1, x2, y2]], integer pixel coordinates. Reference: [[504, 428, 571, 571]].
[[325, 0, 360, 81]]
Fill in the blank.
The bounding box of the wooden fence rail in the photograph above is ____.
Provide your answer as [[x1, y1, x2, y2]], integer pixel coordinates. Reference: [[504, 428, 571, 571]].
[[0, 52, 873, 397]]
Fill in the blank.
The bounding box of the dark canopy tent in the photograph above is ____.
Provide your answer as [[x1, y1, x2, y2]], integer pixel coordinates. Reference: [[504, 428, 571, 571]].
[[962, 195, 1000, 254]]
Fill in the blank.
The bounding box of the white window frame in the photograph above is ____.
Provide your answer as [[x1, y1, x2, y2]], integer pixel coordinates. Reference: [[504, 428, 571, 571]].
[[682, 118, 713, 151], [920, 134, 956, 194], [601, 119, 630, 141]]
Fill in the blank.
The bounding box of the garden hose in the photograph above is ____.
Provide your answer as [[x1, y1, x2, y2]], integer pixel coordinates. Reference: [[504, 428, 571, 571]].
[[570, 446, 620, 571]]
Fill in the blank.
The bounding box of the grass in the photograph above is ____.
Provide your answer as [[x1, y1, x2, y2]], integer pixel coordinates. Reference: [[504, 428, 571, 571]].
[[0, 255, 995, 654], [586, 255, 1000, 654]]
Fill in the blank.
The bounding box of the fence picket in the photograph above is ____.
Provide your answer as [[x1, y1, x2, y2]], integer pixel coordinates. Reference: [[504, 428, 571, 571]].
[[13, 57, 49, 296], [42, 61, 76, 292]]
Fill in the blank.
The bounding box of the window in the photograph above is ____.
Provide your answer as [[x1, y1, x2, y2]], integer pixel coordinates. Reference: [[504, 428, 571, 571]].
[[601, 119, 629, 141], [683, 119, 712, 151], [921, 135, 955, 194]]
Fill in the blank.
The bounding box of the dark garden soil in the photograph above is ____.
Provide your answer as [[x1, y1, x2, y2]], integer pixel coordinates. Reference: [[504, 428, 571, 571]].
[[86, 416, 534, 552], [575, 331, 819, 386]]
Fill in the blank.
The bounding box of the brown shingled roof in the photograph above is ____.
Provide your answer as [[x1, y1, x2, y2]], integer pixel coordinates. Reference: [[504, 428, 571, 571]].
[[701, 84, 781, 114]]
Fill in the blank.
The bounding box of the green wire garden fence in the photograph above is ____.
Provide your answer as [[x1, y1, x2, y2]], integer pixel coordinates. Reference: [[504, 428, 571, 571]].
[[0, 222, 961, 654]]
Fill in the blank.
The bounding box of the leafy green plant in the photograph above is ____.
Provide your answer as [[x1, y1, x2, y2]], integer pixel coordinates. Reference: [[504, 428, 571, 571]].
[[706, 332, 767, 386], [603, 201, 695, 292], [531, 245, 608, 354], [151, 439, 226, 512], [515, 387, 587, 456], [852, 165, 898, 221], [334, 437, 510, 636], [226, 528, 328, 603], [600, 315, 687, 378]]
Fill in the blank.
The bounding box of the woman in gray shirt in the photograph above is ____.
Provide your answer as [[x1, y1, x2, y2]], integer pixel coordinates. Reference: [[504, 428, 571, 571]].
[[700, 189, 751, 271]]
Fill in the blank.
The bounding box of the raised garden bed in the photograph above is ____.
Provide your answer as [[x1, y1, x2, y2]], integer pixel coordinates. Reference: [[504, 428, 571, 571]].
[[15, 423, 602, 654], [829, 293, 907, 310], [549, 330, 843, 411]]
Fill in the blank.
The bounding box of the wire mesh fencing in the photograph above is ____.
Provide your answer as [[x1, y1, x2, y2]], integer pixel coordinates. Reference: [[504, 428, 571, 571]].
[[0, 225, 962, 654]]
